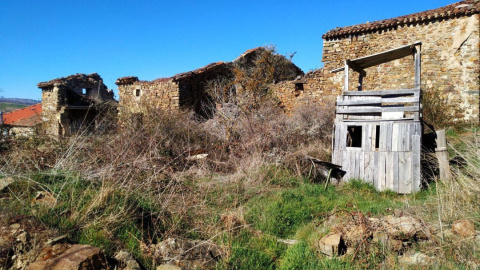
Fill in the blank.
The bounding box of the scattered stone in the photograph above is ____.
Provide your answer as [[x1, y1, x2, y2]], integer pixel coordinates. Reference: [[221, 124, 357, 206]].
[[398, 252, 433, 265], [156, 264, 182, 270], [318, 233, 347, 256], [10, 223, 21, 230], [451, 220, 476, 238], [31, 191, 56, 207], [341, 224, 371, 246], [44, 234, 68, 246], [151, 238, 221, 269], [0, 177, 14, 192], [26, 244, 107, 270], [277, 239, 299, 245], [115, 250, 141, 270], [382, 215, 429, 240]]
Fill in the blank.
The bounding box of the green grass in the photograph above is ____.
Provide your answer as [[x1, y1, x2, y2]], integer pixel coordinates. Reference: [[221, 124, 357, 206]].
[[245, 180, 404, 238]]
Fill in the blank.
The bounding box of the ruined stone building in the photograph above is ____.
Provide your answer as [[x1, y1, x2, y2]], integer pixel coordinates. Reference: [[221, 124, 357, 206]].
[[272, 0, 479, 122], [116, 47, 303, 120], [38, 73, 116, 136]]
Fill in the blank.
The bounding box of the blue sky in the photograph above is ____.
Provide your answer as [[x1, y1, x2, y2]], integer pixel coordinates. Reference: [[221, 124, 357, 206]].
[[0, 0, 455, 100]]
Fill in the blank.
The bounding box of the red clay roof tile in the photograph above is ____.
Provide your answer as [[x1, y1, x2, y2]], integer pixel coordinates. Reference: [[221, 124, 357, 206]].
[[2, 103, 42, 127], [323, 0, 480, 39]]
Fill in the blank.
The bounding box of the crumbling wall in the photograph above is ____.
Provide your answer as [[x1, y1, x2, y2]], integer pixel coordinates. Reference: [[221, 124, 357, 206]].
[[322, 14, 480, 122], [38, 73, 115, 136], [271, 68, 340, 112]]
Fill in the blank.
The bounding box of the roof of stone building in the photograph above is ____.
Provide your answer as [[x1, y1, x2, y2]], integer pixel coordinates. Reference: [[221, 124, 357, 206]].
[[323, 0, 480, 39], [173, 62, 228, 80], [38, 73, 102, 88], [2, 103, 42, 127]]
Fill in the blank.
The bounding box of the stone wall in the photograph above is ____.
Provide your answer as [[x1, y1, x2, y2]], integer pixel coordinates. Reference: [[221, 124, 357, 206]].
[[322, 14, 480, 122], [38, 73, 115, 136], [117, 78, 180, 121]]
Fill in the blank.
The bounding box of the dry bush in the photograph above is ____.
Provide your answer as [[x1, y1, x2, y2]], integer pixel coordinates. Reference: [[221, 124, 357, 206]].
[[422, 87, 463, 129]]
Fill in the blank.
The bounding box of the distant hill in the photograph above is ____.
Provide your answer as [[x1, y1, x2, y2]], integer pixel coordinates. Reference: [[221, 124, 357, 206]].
[[0, 98, 40, 112]]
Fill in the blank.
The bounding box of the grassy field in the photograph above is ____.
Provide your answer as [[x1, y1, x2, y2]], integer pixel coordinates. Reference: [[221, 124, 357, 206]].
[[0, 102, 28, 112]]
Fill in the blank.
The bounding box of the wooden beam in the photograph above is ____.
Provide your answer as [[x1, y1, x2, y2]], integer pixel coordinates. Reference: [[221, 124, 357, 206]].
[[344, 61, 349, 93], [414, 45, 422, 90], [336, 105, 420, 114], [343, 89, 420, 96], [336, 97, 419, 106]]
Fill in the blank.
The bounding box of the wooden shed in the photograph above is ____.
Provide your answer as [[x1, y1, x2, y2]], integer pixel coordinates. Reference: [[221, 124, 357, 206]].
[[331, 42, 423, 194]]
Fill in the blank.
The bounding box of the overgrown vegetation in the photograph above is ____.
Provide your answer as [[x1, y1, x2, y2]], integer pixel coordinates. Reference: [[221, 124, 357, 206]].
[[0, 48, 478, 269]]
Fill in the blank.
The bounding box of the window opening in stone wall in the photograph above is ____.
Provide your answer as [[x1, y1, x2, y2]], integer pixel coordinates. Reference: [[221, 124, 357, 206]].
[[294, 83, 304, 97], [135, 89, 141, 97], [375, 125, 380, 149], [347, 126, 362, 148]]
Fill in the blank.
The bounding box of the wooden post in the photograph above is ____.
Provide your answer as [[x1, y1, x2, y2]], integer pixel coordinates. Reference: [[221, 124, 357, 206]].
[[344, 61, 349, 93], [414, 45, 421, 90], [435, 129, 451, 180]]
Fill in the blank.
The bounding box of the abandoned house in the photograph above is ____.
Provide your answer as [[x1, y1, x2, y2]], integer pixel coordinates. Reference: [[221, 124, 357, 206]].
[[332, 43, 422, 194], [116, 47, 303, 121], [37, 73, 116, 136], [272, 0, 479, 122], [1, 103, 43, 137]]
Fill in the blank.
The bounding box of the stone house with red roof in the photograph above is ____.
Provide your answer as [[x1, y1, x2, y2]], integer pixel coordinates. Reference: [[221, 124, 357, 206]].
[[272, 0, 479, 122], [1, 103, 42, 137]]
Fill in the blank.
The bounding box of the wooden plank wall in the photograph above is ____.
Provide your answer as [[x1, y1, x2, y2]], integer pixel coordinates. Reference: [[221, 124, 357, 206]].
[[332, 121, 421, 194]]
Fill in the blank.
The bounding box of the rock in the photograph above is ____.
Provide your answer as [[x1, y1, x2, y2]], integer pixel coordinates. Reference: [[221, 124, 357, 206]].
[[383, 215, 429, 240], [318, 233, 346, 256], [156, 264, 182, 270], [277, 239, 299, 245], [398, 252, 433, 265], [31, 191, 56, 207], [114, 250, 140, 270], [451, 220, 476, 238], [10, 223, 21, 230], [0, 177, 14, 192], [26, 244, 107, 270], [342, 224, 371, 246], [152, 238, 221, 269]]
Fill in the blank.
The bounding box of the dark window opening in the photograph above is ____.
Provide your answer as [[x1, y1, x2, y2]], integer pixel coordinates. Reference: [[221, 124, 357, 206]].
[[135, 89, 141, 97], [375, 125, 380, 149], [347, 126, 362, 148], [294, 83, 304, 97]]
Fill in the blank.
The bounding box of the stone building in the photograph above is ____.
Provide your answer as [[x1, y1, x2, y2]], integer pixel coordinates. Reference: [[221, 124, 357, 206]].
[[1, 103, 42, 137], [272, 0, 479, 121], [38, 73, 116, 136], [116, 47, 303, 120]]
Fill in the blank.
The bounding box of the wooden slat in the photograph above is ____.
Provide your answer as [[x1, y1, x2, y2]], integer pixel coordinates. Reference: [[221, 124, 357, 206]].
[[364, 124, 371, 152], [343, 89, 420, 96], [336, 97, 419, 106], [342, 150, 349, 181], [415, 45, 421, 90], [392, 123, 399, 151], [373, 152, 379, 188], [341, 118, 417, 122], [412, 135, 421, 192], [378, 152, 386, 191], [386, 123, 393, 151], [359, 151, 365, 180], [386, 153, 394, 191], [393, 152, 399, 192], [336, 105, 420, 114]]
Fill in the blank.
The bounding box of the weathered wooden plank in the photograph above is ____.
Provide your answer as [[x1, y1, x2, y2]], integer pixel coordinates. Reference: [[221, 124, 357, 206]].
[[342, 150, 349, 181], [392, 123, 399, 151], [336, 97, 419, 106], [414, 46, 421, 90], [412, 135, 421, 192], [336, 105, 420, 114], [398, 152, 406, 193], [364, 152, 371, 183], [378, 152, 386, 191], [373, 151, 379, 189], [359, 151, 365, 180], [344, 61, 349, 92], [337, 98, 418, 106], [380, 123, 387, 151], [435, 129, 452, 180], [364, 124, 371, 152], [393, 152, 399, 192], [386, 123, 393, 152], [343, 89, 420, 96], [386, 153, 394, 191]]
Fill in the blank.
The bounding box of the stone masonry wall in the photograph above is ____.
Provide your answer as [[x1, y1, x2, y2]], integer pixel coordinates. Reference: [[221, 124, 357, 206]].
[[323, 14, 480, 122], [117, 79, 180, 121]]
